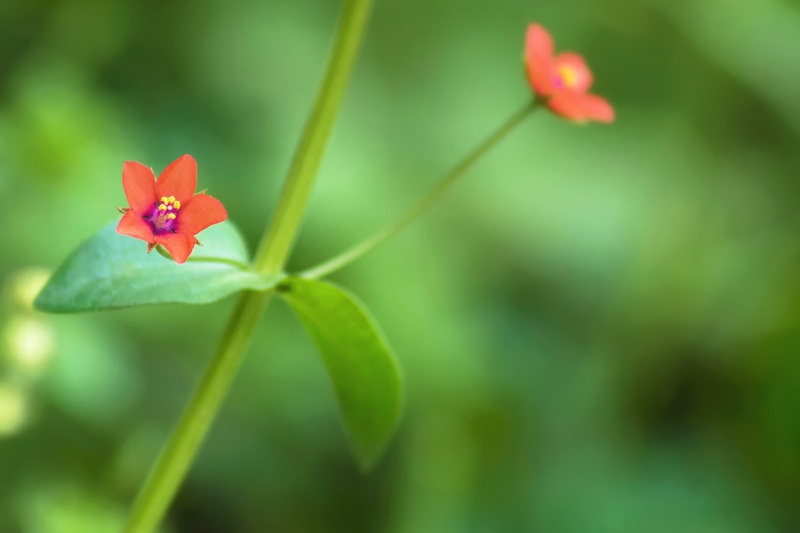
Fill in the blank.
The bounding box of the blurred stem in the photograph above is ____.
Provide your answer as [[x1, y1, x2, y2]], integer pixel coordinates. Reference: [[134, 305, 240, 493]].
[[123, 1, 372, 532], [298, 100, 539, 280]]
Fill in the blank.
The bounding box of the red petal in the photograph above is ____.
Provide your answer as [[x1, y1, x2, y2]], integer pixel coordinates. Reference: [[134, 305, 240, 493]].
[[525, 24, 556, 96], [177, 193, 228, 236], [547, 92, 615, 124], [155, 154, 197, 205], [552, 52, 593, 92], [527, 54, 556, 97], [547, 91, 589, 121], [582, 93, 615, 123], [155, 233, 196, 264], [526, 24, 554, 60], [122, 161, 157, 214], [117, 210, 155, 243]]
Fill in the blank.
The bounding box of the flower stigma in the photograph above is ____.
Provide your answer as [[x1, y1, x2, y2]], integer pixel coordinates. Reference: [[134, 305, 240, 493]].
[[555, 65, 578, 89], [147, 195, 181, 233]]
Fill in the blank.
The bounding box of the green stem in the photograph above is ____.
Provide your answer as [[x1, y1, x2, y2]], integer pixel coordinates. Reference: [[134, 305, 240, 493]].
[[123, 290, 271, 533], [298, 100, 539, 280], [155, 244, 252, 270], [123, 1, 372, 532], [253, 0, 372, 274], [185, 256, 253, 270]]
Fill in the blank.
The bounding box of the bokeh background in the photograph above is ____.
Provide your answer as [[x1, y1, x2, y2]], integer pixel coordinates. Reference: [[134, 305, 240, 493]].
[[2, 0, 800, 531]]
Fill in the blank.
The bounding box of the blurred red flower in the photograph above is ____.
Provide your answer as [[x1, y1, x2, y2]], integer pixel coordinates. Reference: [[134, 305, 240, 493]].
[[525, 24, 614, 123], [116, 154, 227, 264]]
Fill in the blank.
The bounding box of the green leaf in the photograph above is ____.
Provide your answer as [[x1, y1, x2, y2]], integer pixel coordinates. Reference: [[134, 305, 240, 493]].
[[35, 220, 281, 313], [279, 277, 404, 470]]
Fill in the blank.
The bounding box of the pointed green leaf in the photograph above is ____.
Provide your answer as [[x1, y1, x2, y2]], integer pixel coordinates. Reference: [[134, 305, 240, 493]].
[[36, 220, 281, 313], [279, 277, 404, 469]]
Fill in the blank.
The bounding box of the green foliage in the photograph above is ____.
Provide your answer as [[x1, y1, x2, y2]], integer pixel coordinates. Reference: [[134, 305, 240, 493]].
[[278, 277, 404, 470], [2, 0, 800, 530], [35, 220, 279, 313]]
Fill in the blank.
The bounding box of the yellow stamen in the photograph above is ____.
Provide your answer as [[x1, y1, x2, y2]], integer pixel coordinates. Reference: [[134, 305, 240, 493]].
[[161, 196, 168, 203], [167, 196, 175, 203], [158, 204, 167, 211], [173, 200, 181, 209], [558, 66, 578, 88], [167, 213, 177, 220]]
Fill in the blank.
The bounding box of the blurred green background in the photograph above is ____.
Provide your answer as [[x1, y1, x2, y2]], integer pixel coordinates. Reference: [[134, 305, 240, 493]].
[[2, 0, 800, 531]]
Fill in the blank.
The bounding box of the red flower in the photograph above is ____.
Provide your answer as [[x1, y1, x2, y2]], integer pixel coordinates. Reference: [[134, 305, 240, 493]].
[[116, 154, 227, 264], [524, 24, 614, 123]]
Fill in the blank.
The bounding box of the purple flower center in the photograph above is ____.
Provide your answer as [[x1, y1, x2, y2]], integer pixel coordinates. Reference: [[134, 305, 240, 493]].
[[144, 195, 181, 235]]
